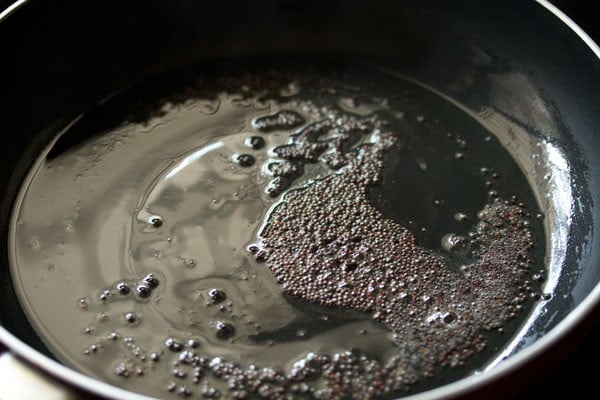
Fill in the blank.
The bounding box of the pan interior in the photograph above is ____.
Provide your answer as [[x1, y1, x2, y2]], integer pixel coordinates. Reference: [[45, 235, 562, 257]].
[[6, 60, 574, 399]]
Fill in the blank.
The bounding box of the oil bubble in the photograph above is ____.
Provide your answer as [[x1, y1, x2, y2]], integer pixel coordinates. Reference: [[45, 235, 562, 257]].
[[207, 288, 227, 304], [77, 297, 89, 310], [135, 284, 152, 298], [142, 273, 160, 288], [441, 234, 467, 252], [116, 282, 130, 295], [235, 154, 255, 167], [148, 215, 163, 228], [124, 312, 139, 324], [165, 337, 184, 352], [244, 136, 265, 150], [265, 177, 291, 198], [454, 212, 469, 222], [214, 321, 235, 340]]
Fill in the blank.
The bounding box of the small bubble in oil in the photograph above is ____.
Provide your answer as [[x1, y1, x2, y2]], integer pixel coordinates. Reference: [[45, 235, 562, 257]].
[[165, 337, 184, 352], [296, 329, 307, 338], [207, 288, 227, 304], [532, 273, 544, 282], [116, 282, 130, 295], [441, 234, 467, 252], [454, 212, 469, 222], [135, 283, 152, 298], [82, 325, 95, 334], [148, 215, 163, 228], [265, 176, 291, 198], [124, 312, 139, 324], [99, 289, 111, 302], [541, 293, 552, 301], [63, 221, 75, 232], [114, 362, 131, 377], [244, 136, 265, 150], [214, 321, 235, 339], [83, 343, 101, 355], [235, 154, 255, 167], [29, 237, 41, 250], [142, 273, 160, 288]]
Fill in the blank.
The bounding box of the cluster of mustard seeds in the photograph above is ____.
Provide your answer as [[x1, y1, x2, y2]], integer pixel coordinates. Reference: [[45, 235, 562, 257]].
[[250, 118, 536, 396]]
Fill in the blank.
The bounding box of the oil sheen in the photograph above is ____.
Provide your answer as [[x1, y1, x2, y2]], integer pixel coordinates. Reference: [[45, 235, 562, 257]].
[[9, 64, 547, 399]]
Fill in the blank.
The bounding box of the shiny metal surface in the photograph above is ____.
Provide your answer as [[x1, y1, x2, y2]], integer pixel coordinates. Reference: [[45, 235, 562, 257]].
[[0, 1, 599, 399]]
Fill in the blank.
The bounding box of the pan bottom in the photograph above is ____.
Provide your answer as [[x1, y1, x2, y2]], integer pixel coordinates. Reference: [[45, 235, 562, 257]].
[[8, 61, 554, 399]]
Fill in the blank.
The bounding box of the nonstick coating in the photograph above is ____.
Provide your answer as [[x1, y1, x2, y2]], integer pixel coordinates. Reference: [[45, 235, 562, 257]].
[[0, 1, 599, 399]]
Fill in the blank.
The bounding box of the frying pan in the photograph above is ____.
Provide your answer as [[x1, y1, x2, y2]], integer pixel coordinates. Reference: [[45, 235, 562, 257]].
[[0, 0, 599, 399]]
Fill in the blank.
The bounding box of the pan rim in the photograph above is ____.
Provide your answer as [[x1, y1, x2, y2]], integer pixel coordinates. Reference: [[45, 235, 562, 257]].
[[0, 0, 599, 399]]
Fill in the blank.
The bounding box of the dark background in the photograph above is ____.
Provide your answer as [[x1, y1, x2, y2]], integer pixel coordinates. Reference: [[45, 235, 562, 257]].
[[0, 0, 598, 399], [550, 1, 600, 43]]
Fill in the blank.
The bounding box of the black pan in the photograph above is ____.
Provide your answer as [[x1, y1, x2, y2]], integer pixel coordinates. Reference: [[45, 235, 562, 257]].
[[0, 1, 599, 399]]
